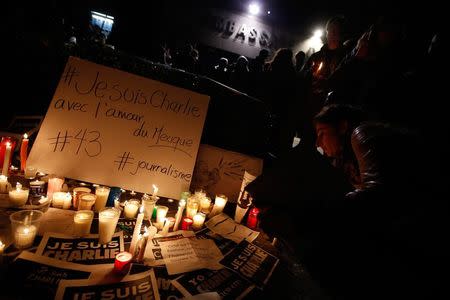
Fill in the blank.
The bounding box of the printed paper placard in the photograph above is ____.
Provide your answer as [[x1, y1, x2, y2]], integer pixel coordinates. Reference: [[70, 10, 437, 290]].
[[219, 240, 279, 289], [6, 251, 100, 299], [36, 232, 124, 264], [195, 227, 237, 255], [205, 213, 259, 244], [55, 269, 160, 300], [143, 230, 195, 266], [172, 268, 254, 300]]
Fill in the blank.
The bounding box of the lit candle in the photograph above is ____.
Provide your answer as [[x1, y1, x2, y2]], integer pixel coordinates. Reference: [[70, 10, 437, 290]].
[[129, 206, 144, 255], [14, 223, 37, 249], [199, 197, 211, 214], [194, 188, 206, 199], [24, 166, 37, 179], [152, 184, 159, 198], [72, 187, 91, 208], [52, 192, 72, 209], [20, 133, 29, 172], [98, 207, 120, 244], [173, 199, 186, 231], [114, 251, 133, 274], [46, 175, 64, 201], [192, 212, 206, 230], [0, 175, 8, 193], [78, 193, 96, 210], [142, 193, 158, 221], [73, 210, 94, 237], [156, 206, 169, 229], [160, 218, 171, 236], [209, 194, 228, 218], [29, 180, 46, 198], [136, 227, 150, 262], [186, 196, 199, 219], [124, 200, 140, 219], [9, 182, 29, 207], [246, 207, 260, 229], [94, 186, 110, 212], [1, 142, 11, 176], [181, 217, 193, 231]]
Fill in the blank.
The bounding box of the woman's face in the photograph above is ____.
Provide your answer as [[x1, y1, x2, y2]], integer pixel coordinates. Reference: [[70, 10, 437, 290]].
[[315, 123, 342, 158]]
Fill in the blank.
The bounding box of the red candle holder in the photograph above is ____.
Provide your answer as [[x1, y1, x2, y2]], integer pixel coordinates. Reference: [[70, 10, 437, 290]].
[[114, 251, 132, 274], [246, 207, 260, 229], [181, 217, 193, 230]]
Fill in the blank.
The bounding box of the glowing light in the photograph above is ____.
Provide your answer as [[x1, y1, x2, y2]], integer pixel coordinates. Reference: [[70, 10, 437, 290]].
[[267, 10, 271, 15], [248, 3, 260, 15], [314, 29, 323, 38]]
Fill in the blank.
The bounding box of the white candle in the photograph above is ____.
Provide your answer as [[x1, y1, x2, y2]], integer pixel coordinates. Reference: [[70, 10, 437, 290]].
[[160, 218, 171, 236], [47, 176, 64, 200], [14, 224, 37, 249], [1, 142, 11, 176], [173, 199, 186, 231], [78, 193, 96, 210], [98, 207, 120, 244], [94, 186, 110, 212], [73, 210, 94, 237], [72, 187, 91, 208], [192, 213, 206, 230], [186, 197, 199, 219], [9, 182, 29, 207], [124, 200, 140, 219], [142, 194, 158, 221], [24, 166, 37, 178], [129, 206, 144, 255], [209, 194, 228, 218], [156, 206, 168, 229], [52, 192, 72, 209], [136, 227, 150, 262], [0, 175, 8, 193], [199, 197, 211, 213]]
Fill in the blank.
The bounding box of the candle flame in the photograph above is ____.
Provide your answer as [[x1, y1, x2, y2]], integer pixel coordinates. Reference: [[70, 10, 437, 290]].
[[23, 133, 28, 139], [16, 182, 22, 191], [23, 228, 30, 234], [139, 205, 144, 214], [0, 240, 4, 248], [152, 184, 158, 196], [6, 142, 11, 147]]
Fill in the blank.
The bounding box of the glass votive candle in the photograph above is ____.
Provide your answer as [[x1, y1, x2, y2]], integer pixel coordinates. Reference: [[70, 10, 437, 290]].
[[124, 200, 140, 219], [10, 210, 43, 249], [199, 196, 211, 214], [181, 217, 193, 230], [186, 196, 199, 218], [52, 192, 72, 209], [192, 212, 206, 230], [29, 180, 46, 198], [72, 187, 91, 208], [114, 251, 133, 274], [73, 210, 94, 237], [78, 193, 96, 211], [209, 194, 228, 218], [142, 194, 158, 221], [24, 166, 37, 179], [194, 188, 207, 199], [9, 183, 29, 207], [180, 191, 191, 201], [156, 205, 169, 229], [46, 175, 64, 201], [95, 186, 110, 212], [98, 207, 120, 244]]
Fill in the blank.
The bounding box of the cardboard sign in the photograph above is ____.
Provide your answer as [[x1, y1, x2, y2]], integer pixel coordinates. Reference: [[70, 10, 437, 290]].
[[36, 232, 124, 265], [6, 251, 101, 299], [172, 268, 254, 300], [28, 57, 210, 199], [219, 240, 279, 289], [55, 269, 160, 300], [190, 144, 263, 202]]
